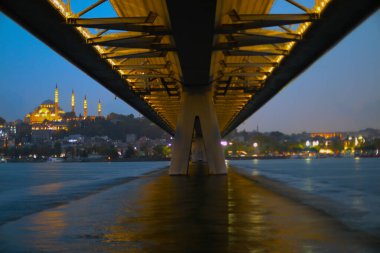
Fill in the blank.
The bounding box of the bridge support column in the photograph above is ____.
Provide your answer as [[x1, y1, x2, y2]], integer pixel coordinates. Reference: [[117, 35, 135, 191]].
[[169, 88, 227, 175], [191, 137, 207, 162]]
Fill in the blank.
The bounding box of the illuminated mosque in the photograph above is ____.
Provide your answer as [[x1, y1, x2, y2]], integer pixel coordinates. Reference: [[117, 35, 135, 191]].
[[25, 85, 102, 129]]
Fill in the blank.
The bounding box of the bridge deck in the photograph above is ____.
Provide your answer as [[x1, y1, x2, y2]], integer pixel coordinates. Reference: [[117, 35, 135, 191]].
[[1, 0, 378, 136]]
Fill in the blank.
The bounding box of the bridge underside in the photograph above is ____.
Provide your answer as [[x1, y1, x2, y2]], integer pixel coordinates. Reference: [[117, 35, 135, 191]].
[[1, 0, 379, 175]]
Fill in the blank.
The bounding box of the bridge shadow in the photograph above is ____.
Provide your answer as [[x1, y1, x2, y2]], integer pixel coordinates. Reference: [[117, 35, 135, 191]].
[[104, 163, 229, 252], [102, 164, 376, 253]]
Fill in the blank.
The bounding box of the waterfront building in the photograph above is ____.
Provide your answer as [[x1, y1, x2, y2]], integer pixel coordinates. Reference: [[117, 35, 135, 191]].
[[24, 85, 104, 133], [25, 85, 65, 124], [0, 123, 17, 148], [310, 132, 343, 140], [126, 134, 137, 144], [25, 99, 65, 124], [31, 129, 52, 144], [31, 122, 68, 131]]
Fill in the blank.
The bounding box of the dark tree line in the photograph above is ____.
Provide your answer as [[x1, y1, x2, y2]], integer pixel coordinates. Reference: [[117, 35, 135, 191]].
[[53, 113, 166, 140]]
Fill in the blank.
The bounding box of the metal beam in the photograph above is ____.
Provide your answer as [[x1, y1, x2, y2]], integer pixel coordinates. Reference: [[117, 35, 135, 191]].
[[223, 49, 287, 56], [216, 86, 261, 91], [160, 77, 175, 97], [221, 61, 278, 68], [214, 33, 297, 49], [230, 33, 298, 42], [102, 50, 167, 59], [285, 0, 312, 13], [229, 10, 318, 22], [70, 11, 157, 24], [123, 73, 172, 79], [67, 17, 169, 35], [242, 30, 301, 39], [218, 13, 319, 33], [222, 77, 232, 95], [111, 43, 175, 51], [75, 0, 108, 18], [87, 34, 162, 46], [88, 34, 175, 50], [221, 72, 269, 78], [166, 0, 217, 86], [134, 88, 177, 92], [114, 62, 169, 70], [217, 80, 262, 85]]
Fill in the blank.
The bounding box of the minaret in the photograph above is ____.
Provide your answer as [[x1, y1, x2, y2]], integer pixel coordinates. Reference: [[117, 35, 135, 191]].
[[83, 95, 88, 119], [98, 99, 102, 117], [71, 90, 75, 113], [54, 84, 59, 116]]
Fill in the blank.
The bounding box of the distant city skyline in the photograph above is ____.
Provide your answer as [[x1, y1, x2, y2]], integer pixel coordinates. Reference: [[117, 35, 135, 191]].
[[0, 9, 379, 134]]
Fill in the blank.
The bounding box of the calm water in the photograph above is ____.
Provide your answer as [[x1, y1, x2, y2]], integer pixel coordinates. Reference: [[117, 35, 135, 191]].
[[229, 158, 380, 236], [0, 162, 169, 226], [0, 160, 379, 252]]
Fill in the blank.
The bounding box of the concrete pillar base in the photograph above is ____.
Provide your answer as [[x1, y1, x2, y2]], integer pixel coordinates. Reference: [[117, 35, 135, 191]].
[[191, 137, 207, 162], [169, 87, 227, 175]]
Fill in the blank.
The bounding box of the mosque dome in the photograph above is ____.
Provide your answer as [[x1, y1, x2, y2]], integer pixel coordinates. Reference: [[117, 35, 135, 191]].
[[41, 99, 55, 105]]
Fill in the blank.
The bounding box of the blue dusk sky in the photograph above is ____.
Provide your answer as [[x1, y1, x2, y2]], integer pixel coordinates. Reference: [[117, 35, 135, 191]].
[[0, 3, 379, 134]]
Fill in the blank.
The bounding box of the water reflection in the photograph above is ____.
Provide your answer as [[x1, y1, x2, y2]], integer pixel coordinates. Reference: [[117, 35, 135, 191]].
[[104, 163, 229, 252], [303, 178, 314, 192], [0, 164, 376, 253], [0, 208, 68, 252], [101, 164, 371, 253], [30, 182, 64, 195], [354, 157, 361, 170], [30, 209, 67, 237], [351, 195, 365, 212]]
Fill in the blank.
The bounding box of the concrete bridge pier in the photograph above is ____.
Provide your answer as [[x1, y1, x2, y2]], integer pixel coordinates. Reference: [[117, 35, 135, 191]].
[[191, 137, 207, 163], [169, 87, 227, 175]]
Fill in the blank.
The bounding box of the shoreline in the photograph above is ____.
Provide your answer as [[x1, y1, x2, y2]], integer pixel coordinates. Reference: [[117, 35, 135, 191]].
[[2, 155, 379, 163]]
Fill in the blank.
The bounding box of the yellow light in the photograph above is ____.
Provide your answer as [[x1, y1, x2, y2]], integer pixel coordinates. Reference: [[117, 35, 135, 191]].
[[319, 148, 333, 154], [71, 91, 75, 107], [55, 86, 58, 104], [49, 0, 68, 16]]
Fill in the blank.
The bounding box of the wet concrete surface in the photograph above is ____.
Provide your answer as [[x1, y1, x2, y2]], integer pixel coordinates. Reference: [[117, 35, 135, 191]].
[[0, 163, 378, 252]]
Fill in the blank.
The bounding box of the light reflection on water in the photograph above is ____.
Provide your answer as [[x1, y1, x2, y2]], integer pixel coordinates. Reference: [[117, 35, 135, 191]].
[[303, 178, 314, 192], [0, 163, 378, 252], [30, 209, 67, 239], [229, 158, 380, 236], [30, 182, 64, 195], [98, 164, 376, 252]]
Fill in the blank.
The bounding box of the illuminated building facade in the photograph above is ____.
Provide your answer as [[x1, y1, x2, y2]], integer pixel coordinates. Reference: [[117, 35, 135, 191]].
[[24, 86, 104, 129], [310, 132, 343, 140], [25, 100, 65, 124], [25, 85, 66, 126]]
